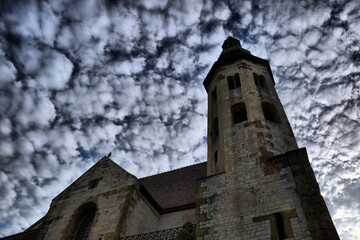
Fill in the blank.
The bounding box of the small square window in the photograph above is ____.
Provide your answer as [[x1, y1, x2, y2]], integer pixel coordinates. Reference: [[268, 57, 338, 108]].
[[88, 178, 102, 189]]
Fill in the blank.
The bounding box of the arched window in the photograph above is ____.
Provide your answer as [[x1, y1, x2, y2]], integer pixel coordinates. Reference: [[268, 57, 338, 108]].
[[259, 75, 266, 88], [227, 73, 241, 90], [66, 202, 97, 240], [262, 102, 280, 123], [74, 210, 95, 240], [231, 103, 247, 124], [253, 73, 267, 89], [211, 118, 219, 143]]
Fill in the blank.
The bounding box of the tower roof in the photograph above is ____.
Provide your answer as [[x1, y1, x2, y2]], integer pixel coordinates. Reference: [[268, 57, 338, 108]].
[[203, 36, 275, 91], [222, 36, 241, 49]]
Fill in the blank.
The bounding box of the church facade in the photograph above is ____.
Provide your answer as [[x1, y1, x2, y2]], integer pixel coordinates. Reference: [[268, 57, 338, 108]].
[[2, 37, 339, 240]]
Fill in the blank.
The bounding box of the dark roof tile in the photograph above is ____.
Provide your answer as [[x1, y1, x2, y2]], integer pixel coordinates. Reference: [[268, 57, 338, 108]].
[[139, 162, 207, 210]]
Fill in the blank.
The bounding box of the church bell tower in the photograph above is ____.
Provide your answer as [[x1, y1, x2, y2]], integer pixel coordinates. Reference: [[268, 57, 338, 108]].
[[204, 36, 298, 176], [196, 36, 339, 239]]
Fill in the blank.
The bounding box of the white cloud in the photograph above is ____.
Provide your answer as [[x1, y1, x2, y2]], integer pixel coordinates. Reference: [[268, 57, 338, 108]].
[[186, 31, 202, 46], [0, 58, 17, 83], [214, 3, 231, 21], [303, 29, 322, 46], [0, 118, 12, 136], [270, 48, 304, 67], [0, 171, 17, 214], [116, 57, 146, 75], [136, 0, 168, 10], [36, 52, 73, 90], [169, 0, 202, 26], [112, 8, 140, 41], [39, 2, 60, 45], [16, 91, 56, 127], [0, 141, 14, 157], [231, 0, 252, 27], [6, 1, 41, 39]]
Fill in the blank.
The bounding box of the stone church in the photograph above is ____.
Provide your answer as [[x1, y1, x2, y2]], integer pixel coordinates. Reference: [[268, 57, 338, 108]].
[[2, 37, 339, 240]]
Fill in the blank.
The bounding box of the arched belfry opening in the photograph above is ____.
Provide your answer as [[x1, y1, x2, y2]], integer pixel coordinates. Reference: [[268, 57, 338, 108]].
[[64, 202, 97, 240], [253, 73, 267, 89], [231, 103, 247, 124], [227, 73, 241, 90], [262, 102, 280, 123]]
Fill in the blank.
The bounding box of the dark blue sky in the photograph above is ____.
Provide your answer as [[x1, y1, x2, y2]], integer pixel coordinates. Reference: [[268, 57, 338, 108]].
[[0, 0, 359, 238]]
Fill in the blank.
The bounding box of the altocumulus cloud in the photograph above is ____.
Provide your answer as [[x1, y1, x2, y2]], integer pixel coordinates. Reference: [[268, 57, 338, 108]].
[[0, 0, 359, 239]]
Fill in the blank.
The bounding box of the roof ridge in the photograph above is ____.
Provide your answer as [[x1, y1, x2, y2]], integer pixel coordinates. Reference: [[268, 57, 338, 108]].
[[140, 161, 206, 179]]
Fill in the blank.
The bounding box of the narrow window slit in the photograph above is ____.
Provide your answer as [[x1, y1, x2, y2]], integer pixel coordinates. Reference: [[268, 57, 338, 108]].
[[275, 213, 286, 240], [212, 118, 219, 143], [211, 87, 217, 102], [214, 151, 218, 168]]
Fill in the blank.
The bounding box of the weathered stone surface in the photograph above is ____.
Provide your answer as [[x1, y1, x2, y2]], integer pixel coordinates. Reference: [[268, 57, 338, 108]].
[[198, 44, 339, 239], [39, 157, 139, 240], [35, 157, 200, 240]]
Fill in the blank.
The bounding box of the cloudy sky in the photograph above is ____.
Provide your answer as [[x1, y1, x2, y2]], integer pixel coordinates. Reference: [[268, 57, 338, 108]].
[[0, 0, 359, 238]]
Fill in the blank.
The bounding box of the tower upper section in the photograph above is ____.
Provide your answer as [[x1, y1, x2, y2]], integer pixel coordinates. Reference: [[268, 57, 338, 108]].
[[204, 37, 298, 176], [204, 36, 275, 92], [222, 36, 241, 49]]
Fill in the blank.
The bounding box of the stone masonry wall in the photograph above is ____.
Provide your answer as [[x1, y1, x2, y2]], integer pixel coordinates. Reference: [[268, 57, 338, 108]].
[[197, 152, 312, 240], [284, 149, 339, 240], [118, 195, 196, 237], [39, 157, 198, 240], [122, 192, 160, 236], [206, 59, 298, 176], [158, 208, 196, 230], [39, 157, 138, 240], [120, 193, 197, 237], [198, 58, 338, 239]]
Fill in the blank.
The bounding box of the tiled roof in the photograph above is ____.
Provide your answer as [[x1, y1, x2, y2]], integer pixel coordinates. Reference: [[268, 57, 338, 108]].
[[0, 228, 41, 240], [139, 162, 207, 210]]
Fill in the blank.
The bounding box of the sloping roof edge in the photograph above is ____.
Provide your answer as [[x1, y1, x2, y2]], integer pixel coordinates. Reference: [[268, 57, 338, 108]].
[[203, 48, 275, 92], [139, 162, 207, 210], [53, 156, 137, 202], [0, 228, 42, 240]]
